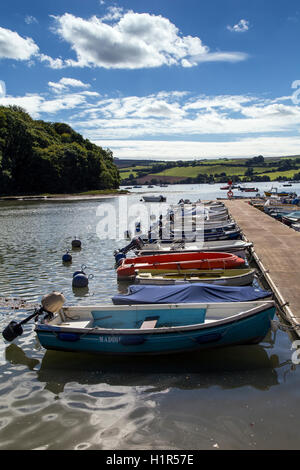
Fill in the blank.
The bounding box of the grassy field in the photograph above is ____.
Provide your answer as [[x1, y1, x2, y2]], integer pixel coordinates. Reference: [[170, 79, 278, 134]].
[[256, 169, 300, 181], [118, 155, 300, 183], [153, 165, 260, 177], [120, 170, 139, 180], [120, 164, 286, 180]]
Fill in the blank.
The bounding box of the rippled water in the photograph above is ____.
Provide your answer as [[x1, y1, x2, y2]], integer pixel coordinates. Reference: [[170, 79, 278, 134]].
[[1, 184, 300, 450]]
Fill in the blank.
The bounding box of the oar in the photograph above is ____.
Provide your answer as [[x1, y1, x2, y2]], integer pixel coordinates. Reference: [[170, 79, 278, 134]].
[[138, 268, 226, 275], [162, 272, 224, 278]]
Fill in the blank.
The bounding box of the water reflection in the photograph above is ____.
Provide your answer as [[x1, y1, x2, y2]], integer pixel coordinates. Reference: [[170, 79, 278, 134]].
[[5, 344, 40, 370], [31, 343, 280, 395], [72, 286, 90, 297]]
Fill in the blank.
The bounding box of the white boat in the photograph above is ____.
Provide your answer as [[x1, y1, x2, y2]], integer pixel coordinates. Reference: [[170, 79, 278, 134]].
[[135, 239, 253, 258], [170, 208, 229, 219], [292, 223, 300, 232], [142, 195, 166, 202], [163, 219, 236, 230]]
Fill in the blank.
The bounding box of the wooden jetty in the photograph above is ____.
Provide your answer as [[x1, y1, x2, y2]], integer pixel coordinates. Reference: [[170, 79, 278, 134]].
[[224, 199, 300, 336]]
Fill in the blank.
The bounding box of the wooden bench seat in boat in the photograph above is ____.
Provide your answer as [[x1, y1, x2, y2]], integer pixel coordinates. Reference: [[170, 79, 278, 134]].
[[59, 320, 92, 329], [140, 316, 159, 329]]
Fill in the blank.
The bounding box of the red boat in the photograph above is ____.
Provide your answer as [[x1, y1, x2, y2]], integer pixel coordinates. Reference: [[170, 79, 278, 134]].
[[117, 252, 245, 279], [239, 187, 258, 192]]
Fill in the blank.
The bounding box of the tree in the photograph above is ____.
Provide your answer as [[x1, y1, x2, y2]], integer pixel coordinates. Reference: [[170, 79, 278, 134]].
[[0, 106, 120, 195]]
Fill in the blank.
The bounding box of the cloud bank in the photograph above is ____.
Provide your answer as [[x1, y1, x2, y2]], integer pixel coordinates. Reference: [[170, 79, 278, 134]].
[[0, 83, 299, 159]]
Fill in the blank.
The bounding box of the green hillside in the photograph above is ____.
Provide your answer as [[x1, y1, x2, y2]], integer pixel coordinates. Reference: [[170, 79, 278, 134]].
[[0, 105, 120, 196]]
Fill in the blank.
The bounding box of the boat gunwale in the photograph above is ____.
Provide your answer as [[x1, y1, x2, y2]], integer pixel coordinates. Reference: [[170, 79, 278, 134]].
[[135, 240, 253, 253], [36, 301, 275, 336]]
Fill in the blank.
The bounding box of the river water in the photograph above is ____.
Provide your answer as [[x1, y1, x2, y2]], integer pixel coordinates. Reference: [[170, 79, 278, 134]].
[[0, 182, 300, 450]]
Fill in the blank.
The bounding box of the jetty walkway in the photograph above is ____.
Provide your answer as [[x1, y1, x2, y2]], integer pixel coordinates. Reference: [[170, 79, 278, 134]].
[[224, 199, 300, 336]]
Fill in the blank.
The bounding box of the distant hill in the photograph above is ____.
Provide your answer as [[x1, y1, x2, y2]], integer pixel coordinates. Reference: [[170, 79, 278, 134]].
[[0, 105, 120, 195], [114, 158, 159, 168], [116, 155, 300, 185]]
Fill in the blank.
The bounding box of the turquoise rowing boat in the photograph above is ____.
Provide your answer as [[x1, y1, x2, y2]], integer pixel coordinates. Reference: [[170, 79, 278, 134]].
[[35, 301, 276, 355]]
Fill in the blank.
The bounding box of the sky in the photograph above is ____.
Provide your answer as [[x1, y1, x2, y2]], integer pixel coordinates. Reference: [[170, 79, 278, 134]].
[[1, 0, 300, 160]]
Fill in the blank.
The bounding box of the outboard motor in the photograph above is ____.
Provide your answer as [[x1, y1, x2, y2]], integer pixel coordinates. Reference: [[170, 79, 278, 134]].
[[114, 251, 126, 267], [2, 292, 65, 342], [114, 236, 144, 267], [119, 237, 144, 254]]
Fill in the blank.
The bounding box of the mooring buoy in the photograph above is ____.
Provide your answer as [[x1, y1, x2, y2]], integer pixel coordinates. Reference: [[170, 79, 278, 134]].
[[62, 251, 72, 263]]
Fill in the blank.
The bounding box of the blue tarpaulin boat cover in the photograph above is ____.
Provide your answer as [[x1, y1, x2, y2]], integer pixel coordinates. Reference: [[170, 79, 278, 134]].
[[112, 283, 272, 305]]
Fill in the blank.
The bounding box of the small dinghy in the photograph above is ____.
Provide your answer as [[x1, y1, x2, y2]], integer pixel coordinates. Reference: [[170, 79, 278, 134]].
[[281, 212, 300, 226], [116, 252, 245, 280], [144, 228, 242, 243], [34, 300, 276, 355], [135, 268, 256, 286], [135, 239, 253, 258], [142, 195, 166, 202], [112, 283, 272, 305]]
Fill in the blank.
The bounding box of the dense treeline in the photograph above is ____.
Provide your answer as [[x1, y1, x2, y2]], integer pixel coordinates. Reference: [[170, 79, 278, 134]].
[[0, 106, 120, 195]]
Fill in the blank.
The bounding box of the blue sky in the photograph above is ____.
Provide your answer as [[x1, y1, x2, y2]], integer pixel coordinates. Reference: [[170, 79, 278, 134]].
[[1, 0, 300, 160]]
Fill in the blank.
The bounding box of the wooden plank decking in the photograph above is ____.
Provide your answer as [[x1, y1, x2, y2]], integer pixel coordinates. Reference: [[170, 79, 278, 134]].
[[224, 200, 300, 334]]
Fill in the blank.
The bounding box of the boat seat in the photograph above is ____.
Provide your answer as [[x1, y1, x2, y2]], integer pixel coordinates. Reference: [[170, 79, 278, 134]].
[[140, 316, 159, 329], [59, 320, 92, 329]]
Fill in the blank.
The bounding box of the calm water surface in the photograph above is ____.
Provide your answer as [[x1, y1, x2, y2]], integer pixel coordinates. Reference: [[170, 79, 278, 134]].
[[0, 183, 300, 450]]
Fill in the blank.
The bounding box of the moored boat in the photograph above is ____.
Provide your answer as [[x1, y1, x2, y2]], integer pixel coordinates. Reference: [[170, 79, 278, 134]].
[[281, 212, 300, 226], [264, 186, 296, 197], [292, 223, 300, 232], [145, 226, 241, 243], [142, 195, 166, 202], [135, 239, 253, 258], [112, 283, 272, 305], [135, 268, 256, 286], [116, 252, 245, 280], [35, 300, 276, 355]]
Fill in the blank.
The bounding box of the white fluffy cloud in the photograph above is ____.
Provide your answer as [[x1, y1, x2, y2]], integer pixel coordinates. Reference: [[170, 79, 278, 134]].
[[48, 77, 91, 91], [52, 12, 247, 69], [0, 26, 39, 60], [39, 54, 64, 69], [0, 12, 248, 70], [0, 93, 89, 117], [227, 19, 250, 33], [25, 15, 38, 25], [0, 26, 65, 68]]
